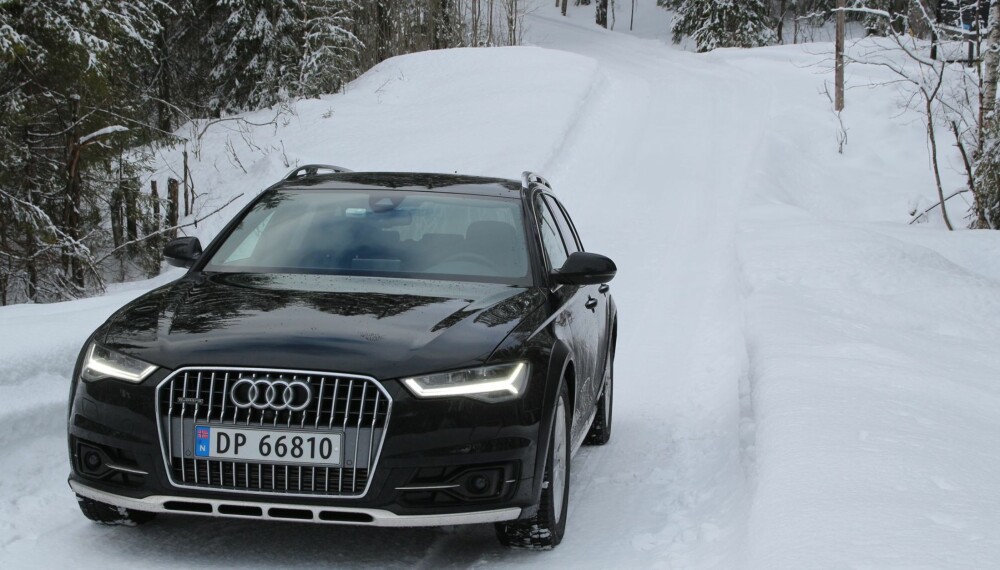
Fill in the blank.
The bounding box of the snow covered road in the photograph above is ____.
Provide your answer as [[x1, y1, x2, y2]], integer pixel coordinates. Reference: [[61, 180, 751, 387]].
[[3, 2, 1000, 568]]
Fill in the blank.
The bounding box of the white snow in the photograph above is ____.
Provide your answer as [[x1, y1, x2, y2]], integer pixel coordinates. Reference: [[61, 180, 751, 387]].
[[78, 125, 129, 145], [2, 1, 999, 568]]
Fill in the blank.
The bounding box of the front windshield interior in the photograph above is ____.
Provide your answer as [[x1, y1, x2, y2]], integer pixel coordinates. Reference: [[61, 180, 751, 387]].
[[203, 190, 531, 285]]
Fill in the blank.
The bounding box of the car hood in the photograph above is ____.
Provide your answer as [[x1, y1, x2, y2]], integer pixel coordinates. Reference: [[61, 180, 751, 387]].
[[100, 273, 546, 379]]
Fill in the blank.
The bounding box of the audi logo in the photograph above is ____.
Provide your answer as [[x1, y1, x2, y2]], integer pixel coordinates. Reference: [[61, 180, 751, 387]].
[[230, 377, 313, 411]]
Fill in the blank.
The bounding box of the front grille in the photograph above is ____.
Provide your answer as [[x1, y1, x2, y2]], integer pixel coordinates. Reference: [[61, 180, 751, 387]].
[[157, 367, 391, 498]]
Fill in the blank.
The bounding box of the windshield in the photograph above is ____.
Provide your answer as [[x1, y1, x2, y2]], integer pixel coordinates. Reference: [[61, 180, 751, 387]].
[[203, 190, 532, 285]]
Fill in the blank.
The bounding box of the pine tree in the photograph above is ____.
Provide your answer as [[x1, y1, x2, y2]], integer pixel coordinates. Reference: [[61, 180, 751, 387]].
[[209, 1, 306, 111], [859, 0, 908, 36], [299, 1, 361, 97], [0, 0, 164, 302], [665, 0, 776, 52], [208, 0, 361, 112]]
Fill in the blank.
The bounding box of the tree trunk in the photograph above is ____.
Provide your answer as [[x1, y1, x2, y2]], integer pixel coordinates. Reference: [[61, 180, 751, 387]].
[[63, 95, 84, 289], [777, 0, 786, 44], [980, 1, 1000, 133], [835, 0, 845, 111], [927, 97, 955, 230], [125, 182, 138, 243], [151, 181, 162, 269], [23, 124, 38, 302], [507, 0, 518, 45], [561, 0, 568, 17], [436, 0, 451, 49], [596, 0, 608, 28], [931, 2, 942, 60], [376, 1, 392, 63], [156, 28, 172, 133], [111, 187, 123, 249]]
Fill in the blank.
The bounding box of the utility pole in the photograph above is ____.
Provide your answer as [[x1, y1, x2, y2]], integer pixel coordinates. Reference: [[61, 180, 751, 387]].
[[835, 0, 845, 111]]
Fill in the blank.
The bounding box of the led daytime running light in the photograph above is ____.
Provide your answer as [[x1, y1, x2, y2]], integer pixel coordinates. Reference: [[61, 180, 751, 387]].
[[403, 362, 528, 399], [83, 344, 158, 383]]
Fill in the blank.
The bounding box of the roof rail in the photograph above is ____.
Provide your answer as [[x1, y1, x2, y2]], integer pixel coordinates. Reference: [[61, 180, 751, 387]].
[[521, 171, 551, 191], [284, 164, 353, 181]]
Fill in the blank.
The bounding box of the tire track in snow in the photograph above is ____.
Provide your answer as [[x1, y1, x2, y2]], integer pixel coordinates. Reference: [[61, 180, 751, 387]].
[[503, 12, 776, 568]]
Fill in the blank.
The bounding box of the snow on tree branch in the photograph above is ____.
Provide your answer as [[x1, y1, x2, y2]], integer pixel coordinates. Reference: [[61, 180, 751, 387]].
[[78, 125, 129, 146]]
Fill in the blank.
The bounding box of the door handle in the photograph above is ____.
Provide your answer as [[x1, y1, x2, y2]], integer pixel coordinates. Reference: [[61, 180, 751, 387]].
[[598, 284, 610, 294], [585, 297, 598, 310]]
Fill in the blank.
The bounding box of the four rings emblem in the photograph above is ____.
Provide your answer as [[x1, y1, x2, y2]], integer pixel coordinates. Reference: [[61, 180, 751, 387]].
[[230, 378, 313, 411]]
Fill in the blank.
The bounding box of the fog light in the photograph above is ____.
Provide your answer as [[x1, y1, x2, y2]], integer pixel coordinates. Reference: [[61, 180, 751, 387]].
[[467, 474, 490, 495], [84, 450, 103, 471], [77, 442, 110, 477]]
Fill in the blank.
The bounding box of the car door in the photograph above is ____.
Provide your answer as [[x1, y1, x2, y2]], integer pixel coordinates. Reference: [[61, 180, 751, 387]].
[[543, 195, 607, 424], [534, 193, 597, 445]]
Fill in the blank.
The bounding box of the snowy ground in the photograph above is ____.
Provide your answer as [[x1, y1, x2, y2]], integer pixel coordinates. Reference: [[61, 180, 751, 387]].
[[2, 1, 1000, 568]]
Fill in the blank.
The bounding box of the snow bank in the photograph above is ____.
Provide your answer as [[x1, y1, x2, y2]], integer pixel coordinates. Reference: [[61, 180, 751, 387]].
[[153, 46, 602, 245], [732, 40, 1000, 568]]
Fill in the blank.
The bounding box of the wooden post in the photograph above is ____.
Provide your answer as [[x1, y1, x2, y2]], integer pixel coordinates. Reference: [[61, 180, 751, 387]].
[[167, 178, 179, 239], [835, 0, 845, 112], [183, 149, 190, 216], [151, 181, 160, 235], [125, 183, 138, 243], [111, 187, 123, 249]]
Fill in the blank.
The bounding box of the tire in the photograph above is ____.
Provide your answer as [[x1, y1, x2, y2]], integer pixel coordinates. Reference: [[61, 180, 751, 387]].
[[584, 347, 613, 446], [76, 495, 156, 526], [495, 382, 571, 550]]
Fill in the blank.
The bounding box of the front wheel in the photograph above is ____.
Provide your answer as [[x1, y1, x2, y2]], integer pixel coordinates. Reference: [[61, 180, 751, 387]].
[[495, 382, 571, 550]]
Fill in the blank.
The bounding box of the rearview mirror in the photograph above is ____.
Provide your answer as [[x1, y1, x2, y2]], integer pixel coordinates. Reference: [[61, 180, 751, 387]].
[[552, 252, 616, 286], [164, 237, 203, 269]]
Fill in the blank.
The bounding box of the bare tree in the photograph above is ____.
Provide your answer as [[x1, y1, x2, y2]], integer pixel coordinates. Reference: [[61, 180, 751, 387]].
[[836, 0, 846, 111], [846, 1, 980, 230]]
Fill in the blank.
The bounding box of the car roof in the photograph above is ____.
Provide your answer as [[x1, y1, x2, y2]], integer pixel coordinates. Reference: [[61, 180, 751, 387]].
[[272, 172, 524, 198]]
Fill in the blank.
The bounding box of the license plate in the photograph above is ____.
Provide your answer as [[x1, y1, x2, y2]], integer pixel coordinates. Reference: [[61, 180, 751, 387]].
[[194, 425, 343, 466]]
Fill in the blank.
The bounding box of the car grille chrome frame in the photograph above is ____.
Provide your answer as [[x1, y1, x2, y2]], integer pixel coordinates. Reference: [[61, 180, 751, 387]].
[[155, 367, 392, 499]]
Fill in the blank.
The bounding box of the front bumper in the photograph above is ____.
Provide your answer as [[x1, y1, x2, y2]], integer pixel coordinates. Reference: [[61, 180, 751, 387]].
[[70, 480, 520, 527], [68, 362, 550, 525]]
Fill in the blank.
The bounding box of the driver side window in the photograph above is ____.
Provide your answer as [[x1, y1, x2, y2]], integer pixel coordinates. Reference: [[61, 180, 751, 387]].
[[535, 195, 568, 271]]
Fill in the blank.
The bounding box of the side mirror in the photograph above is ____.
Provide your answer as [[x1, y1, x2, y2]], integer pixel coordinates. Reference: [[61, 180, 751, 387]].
[[164, 237, 203, 269], [552, 252, 617, 286]]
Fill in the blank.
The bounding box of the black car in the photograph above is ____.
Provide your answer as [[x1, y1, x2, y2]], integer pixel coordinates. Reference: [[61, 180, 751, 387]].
[[68, 166, 617, 549]]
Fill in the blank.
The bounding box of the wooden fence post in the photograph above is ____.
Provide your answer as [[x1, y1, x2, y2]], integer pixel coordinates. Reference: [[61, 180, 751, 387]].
[[183, 150, 190, 217], [167, 178, 179, 239], [151, 181, 160, 235]]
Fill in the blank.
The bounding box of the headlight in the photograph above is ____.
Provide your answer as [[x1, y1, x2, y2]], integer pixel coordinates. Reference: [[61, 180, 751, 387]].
[[402, 362, 529, 403], [81, 343, 158, 383]]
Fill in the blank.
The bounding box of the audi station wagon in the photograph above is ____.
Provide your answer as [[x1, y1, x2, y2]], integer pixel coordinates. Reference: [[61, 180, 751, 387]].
[[68, 166, 618, 549]]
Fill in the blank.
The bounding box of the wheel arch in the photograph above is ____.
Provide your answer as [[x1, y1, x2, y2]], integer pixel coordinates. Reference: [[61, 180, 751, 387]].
[[525, 341, 575, 511]]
